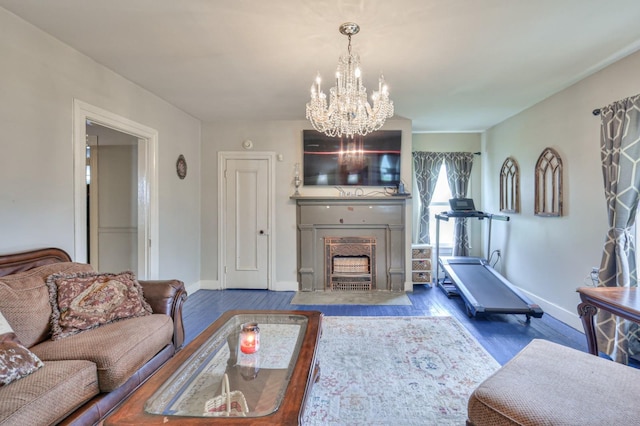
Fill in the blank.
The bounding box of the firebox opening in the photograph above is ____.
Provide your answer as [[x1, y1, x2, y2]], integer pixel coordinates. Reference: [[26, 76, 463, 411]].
[[330, 255, 371, 291], [325, 236, 377, 291]]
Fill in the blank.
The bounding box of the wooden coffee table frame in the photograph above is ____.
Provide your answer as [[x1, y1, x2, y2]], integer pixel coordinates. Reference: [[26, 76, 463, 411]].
[[105, 310, 323, 425]]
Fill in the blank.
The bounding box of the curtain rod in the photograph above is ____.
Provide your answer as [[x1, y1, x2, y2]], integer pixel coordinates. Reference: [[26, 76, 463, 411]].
[[593, 109, 601, 116]]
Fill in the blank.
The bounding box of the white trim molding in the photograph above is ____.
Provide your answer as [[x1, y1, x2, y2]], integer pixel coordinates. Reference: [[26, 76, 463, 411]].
[[73, 99, 159, 279]]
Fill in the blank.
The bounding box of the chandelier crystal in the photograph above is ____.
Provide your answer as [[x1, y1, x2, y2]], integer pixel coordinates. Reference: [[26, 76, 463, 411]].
[[306, 22, 394, 139]]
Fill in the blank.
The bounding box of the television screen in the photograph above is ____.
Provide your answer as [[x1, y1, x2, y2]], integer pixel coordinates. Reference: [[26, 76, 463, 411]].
[[303, 130, 401, 186]]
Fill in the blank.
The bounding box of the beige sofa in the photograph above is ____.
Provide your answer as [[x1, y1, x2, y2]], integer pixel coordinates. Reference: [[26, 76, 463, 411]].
[[0, 248, 187, 426]]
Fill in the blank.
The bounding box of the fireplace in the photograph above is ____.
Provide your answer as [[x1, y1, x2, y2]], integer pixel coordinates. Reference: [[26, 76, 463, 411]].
[[295, 196, 407, 292], [325, 237, 376, 291]]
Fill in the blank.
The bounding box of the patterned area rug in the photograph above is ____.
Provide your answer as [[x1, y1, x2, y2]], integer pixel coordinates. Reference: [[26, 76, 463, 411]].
[[301, 316, 500, 425], [291, 291, 412, 306]]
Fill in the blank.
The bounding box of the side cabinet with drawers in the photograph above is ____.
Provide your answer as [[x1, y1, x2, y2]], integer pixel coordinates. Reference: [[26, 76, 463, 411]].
[[411, 244, 432, 286]]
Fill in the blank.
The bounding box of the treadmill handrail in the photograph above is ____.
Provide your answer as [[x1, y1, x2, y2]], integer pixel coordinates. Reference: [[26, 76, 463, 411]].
[[434, 210, 509, 284], [436, 211, 510, 221]]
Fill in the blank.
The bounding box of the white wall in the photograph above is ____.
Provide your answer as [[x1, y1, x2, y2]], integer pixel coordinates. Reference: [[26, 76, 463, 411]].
[[0, 8, 202, 287], [411, 133, 483, 255], [483, 49, 640, 330], [200, 118, 413, 291]]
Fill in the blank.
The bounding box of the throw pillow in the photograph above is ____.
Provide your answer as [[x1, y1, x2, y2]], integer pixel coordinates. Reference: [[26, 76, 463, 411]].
[[46, 271, 153, 340], [0, 310, 44, 387], [0, 262, 95, 348]]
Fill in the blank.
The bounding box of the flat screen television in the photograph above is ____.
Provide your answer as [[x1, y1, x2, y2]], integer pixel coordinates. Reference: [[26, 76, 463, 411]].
[[303, 130, 402, 186]]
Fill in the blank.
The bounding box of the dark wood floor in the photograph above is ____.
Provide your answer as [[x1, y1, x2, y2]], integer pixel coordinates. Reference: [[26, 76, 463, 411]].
[[182, 284, 588, 365]]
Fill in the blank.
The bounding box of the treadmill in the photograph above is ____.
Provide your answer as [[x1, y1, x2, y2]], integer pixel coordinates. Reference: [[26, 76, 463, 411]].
[[434, 199, 543, 321]]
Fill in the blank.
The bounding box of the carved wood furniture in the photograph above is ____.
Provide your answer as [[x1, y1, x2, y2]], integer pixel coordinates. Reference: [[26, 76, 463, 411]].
[[577, 286, 640, 356]]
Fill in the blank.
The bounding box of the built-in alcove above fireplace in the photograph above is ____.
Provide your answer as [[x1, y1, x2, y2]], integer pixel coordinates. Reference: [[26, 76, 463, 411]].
[[293, 196, 408, 292]]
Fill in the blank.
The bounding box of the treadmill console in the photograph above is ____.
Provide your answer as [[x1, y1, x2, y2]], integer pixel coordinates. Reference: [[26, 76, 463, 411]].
[[446, 198, 485, 216], [449, 198, 476, 211]]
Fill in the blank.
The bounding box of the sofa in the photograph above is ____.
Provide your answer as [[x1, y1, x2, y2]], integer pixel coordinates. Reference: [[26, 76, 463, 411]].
[[0, 248, 187, 426]]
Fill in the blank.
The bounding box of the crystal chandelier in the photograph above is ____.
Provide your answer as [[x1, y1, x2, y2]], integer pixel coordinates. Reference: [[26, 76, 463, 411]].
[[306, 22, 394, 139]]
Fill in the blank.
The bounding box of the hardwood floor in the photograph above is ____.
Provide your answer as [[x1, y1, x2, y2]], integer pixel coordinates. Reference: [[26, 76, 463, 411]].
[[182, 284, 588, 365]]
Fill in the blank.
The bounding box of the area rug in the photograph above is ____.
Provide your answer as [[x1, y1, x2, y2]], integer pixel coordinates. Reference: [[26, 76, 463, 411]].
[[291, 291, 412, 306], [301, 316, 500, 425]]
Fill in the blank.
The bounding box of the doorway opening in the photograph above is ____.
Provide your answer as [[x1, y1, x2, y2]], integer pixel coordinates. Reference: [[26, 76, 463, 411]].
[[73, 100, 159, 279]]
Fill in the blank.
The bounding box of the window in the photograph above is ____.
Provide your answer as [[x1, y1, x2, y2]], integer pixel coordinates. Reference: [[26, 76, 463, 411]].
[[428, 164, 454, 248]]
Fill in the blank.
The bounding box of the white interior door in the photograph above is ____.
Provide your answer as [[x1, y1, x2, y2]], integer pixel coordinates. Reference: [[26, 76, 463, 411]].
[[85, 125, 138, 274], [96, 143, 138, 273], [222, 156, 271, 289]]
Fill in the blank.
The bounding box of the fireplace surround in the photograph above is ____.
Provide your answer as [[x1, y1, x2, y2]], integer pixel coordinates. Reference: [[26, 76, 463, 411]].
[[294, 196, 408, 292]]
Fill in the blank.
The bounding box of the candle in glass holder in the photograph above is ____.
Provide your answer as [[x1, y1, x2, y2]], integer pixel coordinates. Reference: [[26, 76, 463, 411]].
[[239, 322, 260, 354]]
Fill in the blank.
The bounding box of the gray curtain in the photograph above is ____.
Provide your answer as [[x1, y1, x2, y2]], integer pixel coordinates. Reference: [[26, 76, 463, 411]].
[[597, 93, 640, 364], [443, 152, 474, 256], [412, 152, 443, 244]]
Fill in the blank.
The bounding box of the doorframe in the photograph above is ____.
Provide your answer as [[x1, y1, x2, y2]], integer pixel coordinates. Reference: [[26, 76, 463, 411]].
[[218, 151, 276, 289], [86, 134, 99, 271], [73, 99, 159, 279]]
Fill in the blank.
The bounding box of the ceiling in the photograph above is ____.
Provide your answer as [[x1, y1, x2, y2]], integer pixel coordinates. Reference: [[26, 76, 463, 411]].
[[2, 0, 640, 132]]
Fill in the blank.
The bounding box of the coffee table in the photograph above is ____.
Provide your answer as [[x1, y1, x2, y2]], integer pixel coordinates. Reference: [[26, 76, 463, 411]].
[[105, 310, 323, 425]]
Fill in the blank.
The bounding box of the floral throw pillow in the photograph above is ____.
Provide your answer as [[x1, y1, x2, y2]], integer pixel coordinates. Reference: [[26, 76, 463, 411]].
[[0, 310, 44, 387], [46, 271, 153, 340]]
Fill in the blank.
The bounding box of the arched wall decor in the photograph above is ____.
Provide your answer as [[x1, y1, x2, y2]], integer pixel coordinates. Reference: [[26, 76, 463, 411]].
[[499, 156, 520, 213], [535, 147, 563, 217]]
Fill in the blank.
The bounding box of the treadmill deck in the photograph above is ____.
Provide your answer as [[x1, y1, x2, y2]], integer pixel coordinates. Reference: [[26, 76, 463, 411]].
[[438, 256, 543, 319]]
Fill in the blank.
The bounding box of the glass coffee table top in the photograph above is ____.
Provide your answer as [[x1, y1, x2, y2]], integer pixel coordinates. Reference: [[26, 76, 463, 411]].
[[145, 313, 309, 418]]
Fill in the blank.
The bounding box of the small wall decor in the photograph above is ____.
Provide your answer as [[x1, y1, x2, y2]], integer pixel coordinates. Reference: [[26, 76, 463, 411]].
[[176, 154, 187, 179], [534, 147, 563, 216], [500, 156, 520, 213]]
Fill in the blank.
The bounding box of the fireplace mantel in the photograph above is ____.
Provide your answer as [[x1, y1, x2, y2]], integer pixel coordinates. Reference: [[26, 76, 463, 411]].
[[290, 195, 411, 202], [294, 195, 408, 292]]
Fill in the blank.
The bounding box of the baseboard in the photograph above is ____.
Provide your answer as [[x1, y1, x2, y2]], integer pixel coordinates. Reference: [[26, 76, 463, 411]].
[[517, 286, 582, 331], [192, 280, 297, 292], [274, 281, 299, 291], [198, 280, 221, 290], [543, 303, 582, 332], [184, 281, 201, 295]]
